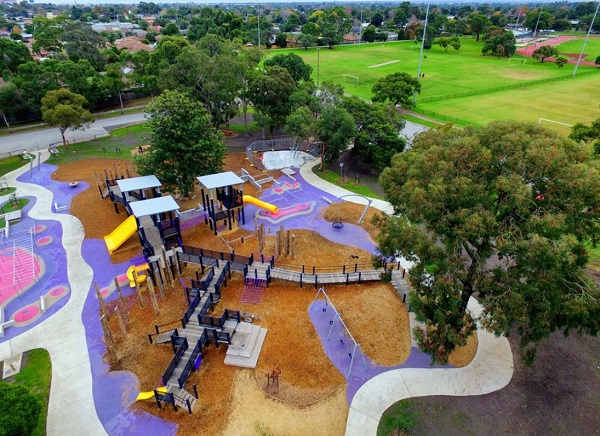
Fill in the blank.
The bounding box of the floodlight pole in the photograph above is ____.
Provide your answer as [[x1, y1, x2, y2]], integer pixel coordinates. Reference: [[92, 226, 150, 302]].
[[257, 5, 260, 49], [360, 2, 364, 44], [317, 47, 320, 88], [414, 2, 430, 105], [533, 5, 544, 37], [515, 5, 523, 29], [573, 1, 600, 78]]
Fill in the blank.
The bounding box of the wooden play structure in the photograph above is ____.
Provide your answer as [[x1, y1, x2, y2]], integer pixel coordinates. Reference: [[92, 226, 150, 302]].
[[197, 171, 246, 235]]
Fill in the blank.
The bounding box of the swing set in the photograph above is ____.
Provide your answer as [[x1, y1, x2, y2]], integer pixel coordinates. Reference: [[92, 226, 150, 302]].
[[310, 287, 368, 378]]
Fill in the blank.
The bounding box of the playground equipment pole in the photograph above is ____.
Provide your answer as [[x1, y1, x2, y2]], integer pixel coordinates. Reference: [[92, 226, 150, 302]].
[[573, 1, 599, 78]]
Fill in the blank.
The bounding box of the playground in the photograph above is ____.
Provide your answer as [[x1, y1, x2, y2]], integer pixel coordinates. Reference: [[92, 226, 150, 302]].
[[0, 138, 597, 434], [0, 149, 470, 435]]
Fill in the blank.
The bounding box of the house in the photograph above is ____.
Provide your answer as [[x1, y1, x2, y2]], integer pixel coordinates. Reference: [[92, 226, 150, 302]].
[[114, 36, 153, 53], [343, 34, 359, 44]]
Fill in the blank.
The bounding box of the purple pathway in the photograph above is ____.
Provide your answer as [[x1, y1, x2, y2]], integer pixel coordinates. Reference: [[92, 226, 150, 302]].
[[82, 239, 177, 435], [12, 163, 176, 435], [239, 173, 379, 254], [309, 300, 451, 404]]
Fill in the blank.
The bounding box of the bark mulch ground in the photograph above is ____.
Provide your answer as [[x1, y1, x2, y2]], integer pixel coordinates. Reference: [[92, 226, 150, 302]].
[[52, 153, 476, 435]]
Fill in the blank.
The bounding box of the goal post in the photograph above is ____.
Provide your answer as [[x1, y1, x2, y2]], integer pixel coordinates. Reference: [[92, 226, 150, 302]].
[[538, 118, 573, 127], [508, 57, 526, 64], [343, 74, 360, 85]]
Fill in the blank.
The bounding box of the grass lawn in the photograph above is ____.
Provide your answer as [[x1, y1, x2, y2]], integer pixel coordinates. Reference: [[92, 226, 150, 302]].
[[416, 72, 600, 134], [317, 168, 384, 199], [557, 37, 600, 62], [0, 349, 52, 436], [0, 155, 32, 177], [271, 37, 600, 130], [51, 124, 149, 164]]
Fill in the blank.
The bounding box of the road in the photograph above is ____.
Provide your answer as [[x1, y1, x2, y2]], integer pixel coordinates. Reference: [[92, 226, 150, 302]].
[[0, 113, 147, 155]]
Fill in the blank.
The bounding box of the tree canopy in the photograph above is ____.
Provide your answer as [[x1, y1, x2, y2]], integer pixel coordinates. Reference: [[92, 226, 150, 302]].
[[532, 45, 559, 63], [264, 53, 313, 84], [247, 66, 296, 138], [570, 116, 600, 154], [0, 383, 41, 436], [371, 72, 421, 108], [136, 90, 226, 197], [0, 38, 33, 78], [377, 121, 600, 364], [41, 88, 93, 146]]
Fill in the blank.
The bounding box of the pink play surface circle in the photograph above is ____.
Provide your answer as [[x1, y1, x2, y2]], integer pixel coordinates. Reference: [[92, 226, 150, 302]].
[[100, 288, 109, 296], [117, 274, 129, 284], [14, 305, 40, 323], [36, 236, 53, 246], [49, 286, 67, 297], [30, 224, 46, 234]]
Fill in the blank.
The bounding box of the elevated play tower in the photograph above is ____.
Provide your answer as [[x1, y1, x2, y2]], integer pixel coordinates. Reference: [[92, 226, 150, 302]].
[[197, 171, 246, 235]]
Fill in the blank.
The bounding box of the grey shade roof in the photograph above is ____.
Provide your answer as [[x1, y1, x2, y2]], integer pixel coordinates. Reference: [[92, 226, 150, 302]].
[[197, 171, 244, 190], [129, 196, 179, 218], [117, 175, 161, 193]]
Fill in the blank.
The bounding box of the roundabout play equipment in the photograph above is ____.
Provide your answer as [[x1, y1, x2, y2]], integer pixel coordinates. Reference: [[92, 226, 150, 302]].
[[332, 222, 344, 229]]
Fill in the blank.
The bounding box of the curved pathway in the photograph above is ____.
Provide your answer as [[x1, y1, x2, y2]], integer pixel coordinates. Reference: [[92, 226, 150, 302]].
[[0, 151, 106, 434], [300, 159, 514, 435]]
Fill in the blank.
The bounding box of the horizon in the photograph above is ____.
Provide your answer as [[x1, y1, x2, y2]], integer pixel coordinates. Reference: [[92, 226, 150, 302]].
[[24, 0, 590, 6]]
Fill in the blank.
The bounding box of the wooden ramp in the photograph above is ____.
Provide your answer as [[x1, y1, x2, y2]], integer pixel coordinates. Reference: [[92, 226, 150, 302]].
[[153, 329, 176, 344]]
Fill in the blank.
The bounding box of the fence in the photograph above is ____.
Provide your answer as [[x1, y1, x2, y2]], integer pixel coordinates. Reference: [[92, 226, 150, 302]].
[[246, 137, 294, 170]]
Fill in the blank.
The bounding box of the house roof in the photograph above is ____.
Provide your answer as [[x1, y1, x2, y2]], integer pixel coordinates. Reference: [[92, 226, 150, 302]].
[[115, 36, 154, 53]]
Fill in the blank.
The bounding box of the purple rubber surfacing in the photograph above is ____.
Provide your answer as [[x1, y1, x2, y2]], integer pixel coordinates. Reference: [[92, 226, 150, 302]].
[[13, 163, 177, 435]]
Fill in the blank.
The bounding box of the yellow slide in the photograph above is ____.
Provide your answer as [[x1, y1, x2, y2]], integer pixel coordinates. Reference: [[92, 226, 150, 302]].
[[136, 386, 168, 401], [127, 263, 149, 287], [243, 195, 278, 214], [104, 215, 138, 255]]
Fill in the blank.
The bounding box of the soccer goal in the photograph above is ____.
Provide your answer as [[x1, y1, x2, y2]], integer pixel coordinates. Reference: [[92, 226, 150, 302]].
[[538, 118, 573, 128], [343, 74, 360, 85], [508, 58, 527, 64]]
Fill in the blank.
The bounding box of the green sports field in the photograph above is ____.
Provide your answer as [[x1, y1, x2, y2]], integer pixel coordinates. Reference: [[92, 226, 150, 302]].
[[270, 37, 600, 132]]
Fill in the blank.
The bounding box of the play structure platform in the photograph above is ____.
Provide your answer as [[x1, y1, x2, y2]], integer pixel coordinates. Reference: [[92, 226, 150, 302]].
[[224, 321, 267, 368]]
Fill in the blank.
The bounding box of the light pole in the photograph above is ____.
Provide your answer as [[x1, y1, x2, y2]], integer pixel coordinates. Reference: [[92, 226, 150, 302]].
[[573, 1, 600, 78], [339, 162, 344, 179], [317, 48, 320, 88], [414, 2, 430, 105], [257, 4, 260, 49]]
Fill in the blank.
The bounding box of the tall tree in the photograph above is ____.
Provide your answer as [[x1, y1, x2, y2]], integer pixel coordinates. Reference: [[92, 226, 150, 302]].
[[264, 53, 313, 84], [315, 106, 356, 169], [0, 38, 33, 78], [468, 12, 492, 41], [343, 96, 406, 172], [136, 90, 226, 197], [377, 121, 600, 365], [247, 66, 296, 139], [371, 72, 421, 108], [41, 88, 93, 146], [532, 45, 559, 63]]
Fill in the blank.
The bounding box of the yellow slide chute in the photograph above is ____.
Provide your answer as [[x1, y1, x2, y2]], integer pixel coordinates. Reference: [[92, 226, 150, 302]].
[[243, 195, 278, 214], [104, 215, 138, 255], [127, 263, 149, 287], [136, 386, 168, 401]]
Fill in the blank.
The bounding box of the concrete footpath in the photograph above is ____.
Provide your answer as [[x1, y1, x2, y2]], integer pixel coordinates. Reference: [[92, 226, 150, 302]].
[[299, 158, 514, 436], [0, 150, 107, 435]]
